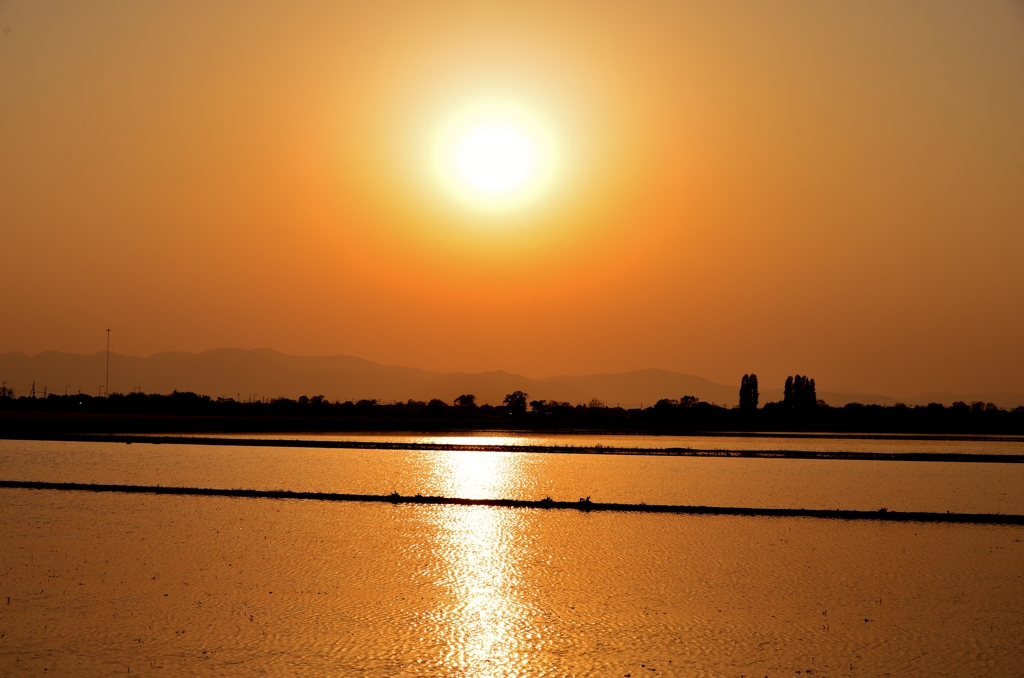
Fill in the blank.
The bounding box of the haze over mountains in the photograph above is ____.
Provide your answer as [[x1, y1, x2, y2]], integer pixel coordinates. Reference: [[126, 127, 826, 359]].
[[1, 349, 1022, 410]]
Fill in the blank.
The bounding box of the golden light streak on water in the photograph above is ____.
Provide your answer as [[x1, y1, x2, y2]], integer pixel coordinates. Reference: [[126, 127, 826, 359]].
[[431, 451, 527, 676]]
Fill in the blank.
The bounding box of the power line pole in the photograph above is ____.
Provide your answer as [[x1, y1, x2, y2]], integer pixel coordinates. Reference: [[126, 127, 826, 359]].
[[105, 329, 110, 397]]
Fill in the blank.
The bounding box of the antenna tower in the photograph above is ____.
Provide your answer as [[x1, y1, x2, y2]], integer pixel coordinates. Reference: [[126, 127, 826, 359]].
[[105, 329, 111, 397]]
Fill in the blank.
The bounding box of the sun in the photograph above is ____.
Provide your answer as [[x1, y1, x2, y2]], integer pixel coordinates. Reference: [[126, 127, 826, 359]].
[[457, 123, 535, 194], [431, 95, 559, 212]]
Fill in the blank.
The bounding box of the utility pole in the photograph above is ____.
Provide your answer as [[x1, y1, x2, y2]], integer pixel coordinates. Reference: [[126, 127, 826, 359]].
[[105, 329, 111, 397]]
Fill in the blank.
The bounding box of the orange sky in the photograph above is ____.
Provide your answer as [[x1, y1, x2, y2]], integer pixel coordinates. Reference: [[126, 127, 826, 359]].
[[1, 1, 1023, 397]]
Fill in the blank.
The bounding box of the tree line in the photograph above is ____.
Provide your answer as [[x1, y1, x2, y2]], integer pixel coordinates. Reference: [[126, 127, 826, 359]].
[[736, 373, 816, 410], [1, 380, 1022, 435]]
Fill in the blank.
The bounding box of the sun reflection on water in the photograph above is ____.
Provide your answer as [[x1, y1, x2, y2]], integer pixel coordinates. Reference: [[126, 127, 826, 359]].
[[436, 450, 517, 498], [430, 451, 531, 676]]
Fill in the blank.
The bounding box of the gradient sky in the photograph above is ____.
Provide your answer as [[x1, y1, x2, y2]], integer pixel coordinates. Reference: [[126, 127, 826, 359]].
[[1, 1, 1023, 396]]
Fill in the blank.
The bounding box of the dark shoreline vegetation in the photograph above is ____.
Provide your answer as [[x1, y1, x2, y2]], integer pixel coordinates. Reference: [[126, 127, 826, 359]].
[[2, 480, 1021, 525], [2, 381, 1023, 436]]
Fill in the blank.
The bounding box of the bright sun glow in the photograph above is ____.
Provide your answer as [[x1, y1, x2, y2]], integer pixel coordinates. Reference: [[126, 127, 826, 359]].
[[457, 124, 535, 194], [432, 95, 560, 212]]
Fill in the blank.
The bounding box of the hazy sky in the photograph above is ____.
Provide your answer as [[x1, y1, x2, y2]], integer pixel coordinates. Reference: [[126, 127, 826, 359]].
[[1, 1, 1023, 396]]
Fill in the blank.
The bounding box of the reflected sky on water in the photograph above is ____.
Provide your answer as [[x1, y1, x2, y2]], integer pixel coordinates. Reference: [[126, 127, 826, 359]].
[[2, 487, 1021, 677], [206, 430, 1024, 455], [2, 438, 1022, 514], [1, 437, 1024, 676]]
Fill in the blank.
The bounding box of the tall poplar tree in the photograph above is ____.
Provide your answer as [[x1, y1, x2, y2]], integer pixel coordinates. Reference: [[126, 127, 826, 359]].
[[739, 374, 759, 410]]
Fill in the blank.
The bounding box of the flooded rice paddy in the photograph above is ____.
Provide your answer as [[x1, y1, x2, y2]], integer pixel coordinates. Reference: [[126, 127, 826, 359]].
[[2, 438, 1021, 514], [1, 436, 1022, 676], [190, 431, 1024, 456]]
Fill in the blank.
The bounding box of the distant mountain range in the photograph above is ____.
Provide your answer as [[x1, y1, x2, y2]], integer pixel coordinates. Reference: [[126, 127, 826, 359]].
[[1, 348, 1022, 410]]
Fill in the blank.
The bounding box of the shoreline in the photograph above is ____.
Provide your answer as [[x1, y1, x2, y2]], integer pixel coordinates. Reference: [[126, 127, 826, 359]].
[[3, 479, 1021, 525]]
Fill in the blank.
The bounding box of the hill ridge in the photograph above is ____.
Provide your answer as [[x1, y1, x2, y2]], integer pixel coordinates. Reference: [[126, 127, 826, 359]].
[[2, 348, 1022, 409]]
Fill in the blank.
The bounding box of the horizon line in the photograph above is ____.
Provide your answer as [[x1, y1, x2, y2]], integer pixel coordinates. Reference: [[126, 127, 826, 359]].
[[2, 346, 1022, 402]]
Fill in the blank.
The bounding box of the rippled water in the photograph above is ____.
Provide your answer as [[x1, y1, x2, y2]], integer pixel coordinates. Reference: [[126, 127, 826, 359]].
[[2, 491, 1022, 677], [1, 437, 1022, 676], [2, 439, 1022, 513]]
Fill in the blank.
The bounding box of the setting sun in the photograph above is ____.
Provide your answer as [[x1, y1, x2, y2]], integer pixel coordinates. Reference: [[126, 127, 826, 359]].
[[457, 124, 535, 194], [431, 95, 560, 212]]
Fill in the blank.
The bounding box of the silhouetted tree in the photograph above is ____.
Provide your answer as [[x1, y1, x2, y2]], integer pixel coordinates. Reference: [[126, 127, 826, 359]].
[[503, 391, 528, 415], [783, 375, 816, 409], [454, 394, 477, 408], [679, 395, 700, 409], [654, 398, 678, 411], [739, 374, 759, 410], [425, 398, 448, 416]]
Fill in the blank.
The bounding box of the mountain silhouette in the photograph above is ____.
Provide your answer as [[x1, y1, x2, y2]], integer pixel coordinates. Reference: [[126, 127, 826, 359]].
[[1, 348, 1022, 409]]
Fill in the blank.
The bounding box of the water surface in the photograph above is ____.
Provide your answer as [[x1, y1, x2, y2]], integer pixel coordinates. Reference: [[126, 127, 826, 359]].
[[195, 431, 1024, 455], [1, 489, 1020, 677], [2, 436, 1022, 676], [2, 439, 1021, 514]]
